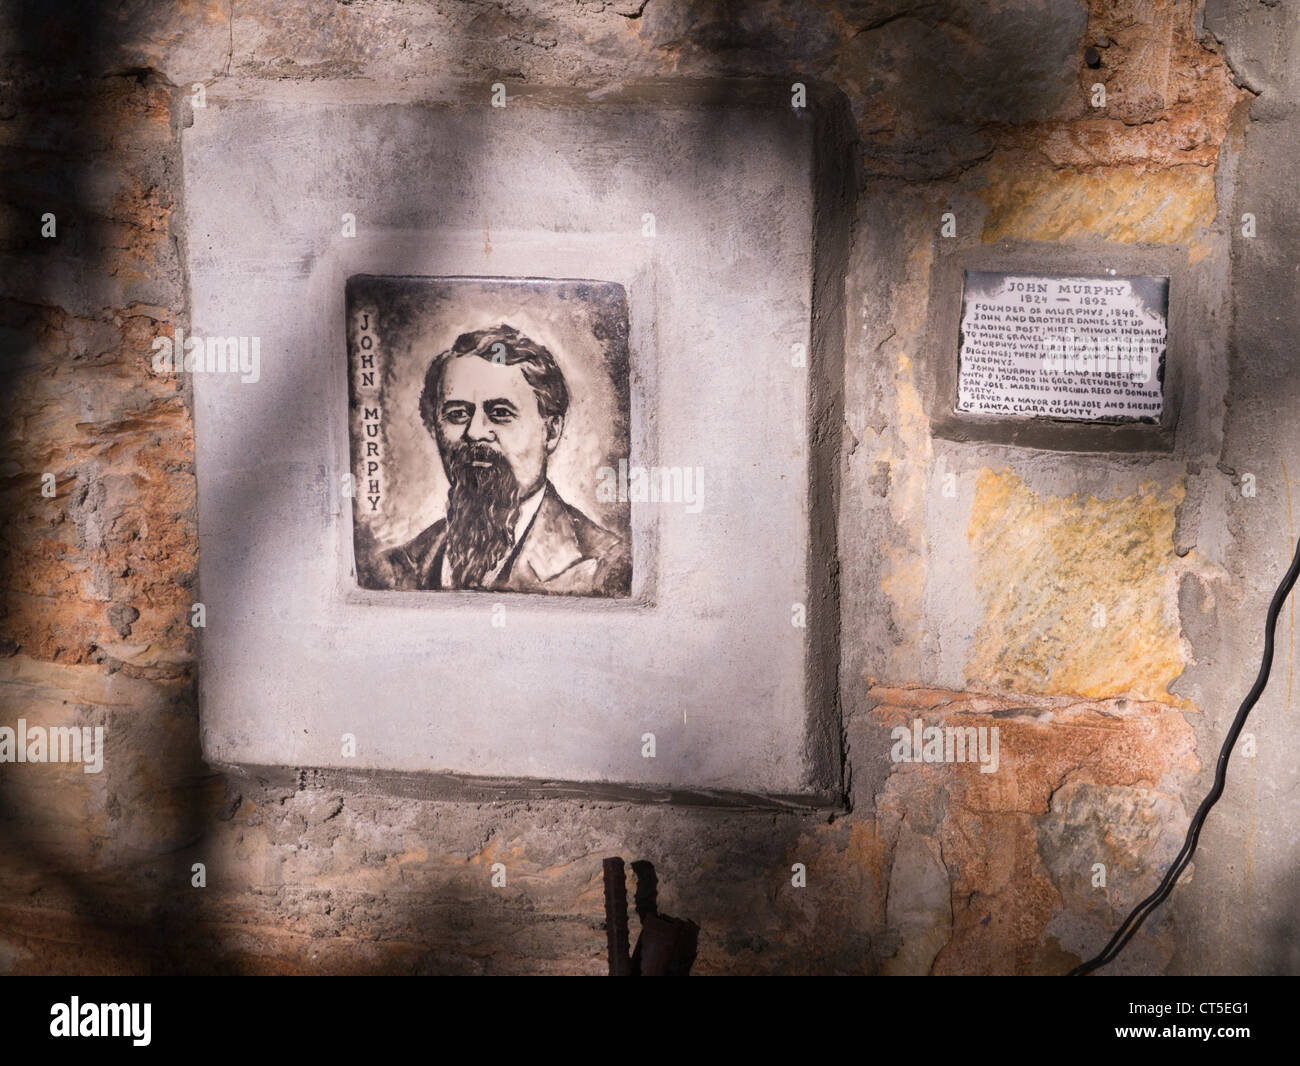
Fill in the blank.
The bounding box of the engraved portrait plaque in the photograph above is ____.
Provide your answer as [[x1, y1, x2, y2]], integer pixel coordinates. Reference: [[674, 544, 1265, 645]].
[[347, 276, 632, 598]]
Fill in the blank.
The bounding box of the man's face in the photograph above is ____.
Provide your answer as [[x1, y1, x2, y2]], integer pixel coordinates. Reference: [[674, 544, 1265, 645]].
[[434, 355, 561, 498]]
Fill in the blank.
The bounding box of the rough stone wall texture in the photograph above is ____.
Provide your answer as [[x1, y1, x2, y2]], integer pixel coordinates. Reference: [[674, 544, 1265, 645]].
[[0, 0, 1293, 974]]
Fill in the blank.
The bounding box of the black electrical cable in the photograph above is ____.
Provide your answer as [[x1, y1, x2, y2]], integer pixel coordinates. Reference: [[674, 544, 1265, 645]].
[[1068, 530, 1300, 976]]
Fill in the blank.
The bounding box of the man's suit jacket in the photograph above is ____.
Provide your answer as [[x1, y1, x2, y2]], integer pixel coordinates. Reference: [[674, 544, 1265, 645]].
[[378, 481, 631, 597]]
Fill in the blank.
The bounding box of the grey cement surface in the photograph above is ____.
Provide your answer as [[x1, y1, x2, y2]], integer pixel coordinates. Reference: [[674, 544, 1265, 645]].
[[1175, 0, 1300, 975], [183, 82, 840, 798]]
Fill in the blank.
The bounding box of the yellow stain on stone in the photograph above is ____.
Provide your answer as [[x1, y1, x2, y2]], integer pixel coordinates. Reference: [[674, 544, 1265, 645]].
[[394, 845, 428, 865], [1188, 236, 1216, 267], [887, 352, 931, 527], [877, 346, 932, 634], [882, 546, 925, 630], [977, 164, 1216, 244], [966, 468, 1186, 704]]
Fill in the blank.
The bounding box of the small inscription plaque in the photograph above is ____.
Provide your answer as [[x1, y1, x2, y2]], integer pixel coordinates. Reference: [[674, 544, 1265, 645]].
[[956, 270, 1168, 422]]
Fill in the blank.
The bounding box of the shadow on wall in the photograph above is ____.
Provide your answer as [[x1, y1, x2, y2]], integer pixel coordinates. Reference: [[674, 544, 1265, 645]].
[[0, 0, 222, 973], [1261, 860, 1300, 975]]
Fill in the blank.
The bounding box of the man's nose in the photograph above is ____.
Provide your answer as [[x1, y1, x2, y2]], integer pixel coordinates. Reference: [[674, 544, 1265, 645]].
[[465, 408, 495, 442]]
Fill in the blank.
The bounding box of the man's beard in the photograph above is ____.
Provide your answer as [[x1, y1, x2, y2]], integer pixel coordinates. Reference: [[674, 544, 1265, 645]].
[[443, 441, 521, 588]]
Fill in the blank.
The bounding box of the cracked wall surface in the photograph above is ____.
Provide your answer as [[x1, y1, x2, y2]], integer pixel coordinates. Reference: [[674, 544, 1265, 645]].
[[0, 0, 1294, 975]]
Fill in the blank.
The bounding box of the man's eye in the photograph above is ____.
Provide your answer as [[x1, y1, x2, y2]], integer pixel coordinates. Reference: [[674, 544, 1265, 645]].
[[487, 406, 515, 423], [443, 407, 470, 424]]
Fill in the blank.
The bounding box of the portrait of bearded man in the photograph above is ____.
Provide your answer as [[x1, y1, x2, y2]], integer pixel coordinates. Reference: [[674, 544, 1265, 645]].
[[377, 323, 631, 597]]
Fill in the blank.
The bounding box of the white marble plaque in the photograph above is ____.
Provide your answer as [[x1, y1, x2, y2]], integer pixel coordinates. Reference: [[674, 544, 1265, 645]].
[[956, 271, 1168, 422]]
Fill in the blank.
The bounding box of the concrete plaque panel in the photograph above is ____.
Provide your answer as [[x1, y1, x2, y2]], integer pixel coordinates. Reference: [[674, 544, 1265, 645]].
[[181, 82, 843, 802]]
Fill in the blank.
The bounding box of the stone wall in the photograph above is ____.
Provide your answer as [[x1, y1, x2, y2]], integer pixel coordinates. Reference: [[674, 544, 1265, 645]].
[[1, 0, 1294, 975]]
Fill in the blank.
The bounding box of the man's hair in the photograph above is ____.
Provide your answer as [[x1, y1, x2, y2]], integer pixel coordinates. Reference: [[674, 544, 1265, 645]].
[[419, 324, 569, 434]]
